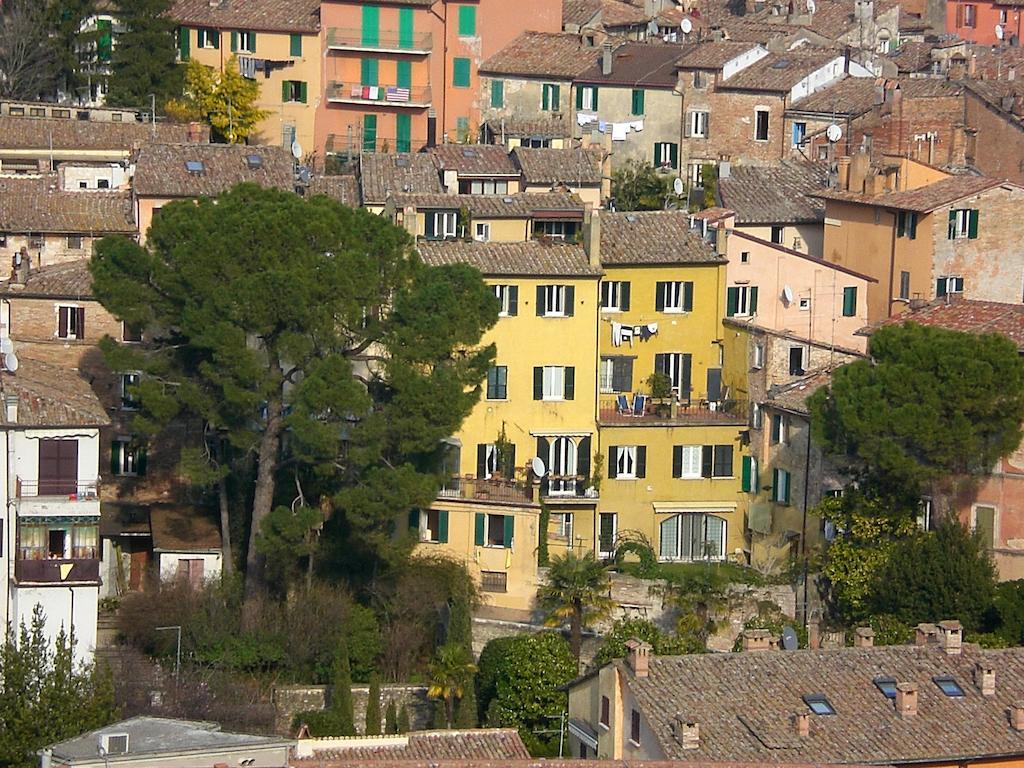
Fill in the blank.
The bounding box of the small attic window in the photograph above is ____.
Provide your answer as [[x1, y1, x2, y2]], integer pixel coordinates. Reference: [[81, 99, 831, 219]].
[[772, 59, 790, 68], [185, 160, 204, 174], [462, 148, 479, 158], [934, 676, 965, 698], [803, 694, 836, 715], [245, 154, 262, 170], [874, 677, 898, 699]]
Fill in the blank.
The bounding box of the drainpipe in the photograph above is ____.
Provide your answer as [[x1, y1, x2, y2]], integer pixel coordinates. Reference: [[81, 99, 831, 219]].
[[886, 210, 898, 317]]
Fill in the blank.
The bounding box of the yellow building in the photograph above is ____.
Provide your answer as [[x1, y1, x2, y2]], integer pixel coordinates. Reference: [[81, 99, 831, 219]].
[[415, 239, 602, 616], [586, 210, 750, 564], [171, 0, 321, 155]]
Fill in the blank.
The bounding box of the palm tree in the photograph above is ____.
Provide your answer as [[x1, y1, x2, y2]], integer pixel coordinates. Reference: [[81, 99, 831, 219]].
[[427, 643, 477, 728], [540, 551, 616, 664]]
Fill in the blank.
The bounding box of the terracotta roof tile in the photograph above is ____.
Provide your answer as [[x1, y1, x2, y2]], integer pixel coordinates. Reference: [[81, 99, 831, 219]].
[[0, 115, 190, 151], [416, 240, 601, 277], [888, 41, 935, 72], [150, 506, 221, 552], [429, 145, 518, 177], [600, 211, 724, 265], [134, 143, 295, 198], [789, 76, 880, 115], [299, 761, 881, 768], [575, 41, 684, 88], [563, 0, 602, 26], [608, 642, 1024, 764], [0, 176, 135, 234], [719, 161, 829, 224], [395, 192, 584, 219], [721, 50, 844, 92], [0, 260, 94, 299], [512, 147, 602, 185], [309, 174, 360, 207], [813, 175, 1006, 212], [0, 356, 109, 427], [170, 0, 320, 33], [299, 730, 531, 763], [482, 116, 573, 140], [869, 298, 1024, 349], [767, 369, 835, 413], [360, 153, 443, 204], [479, 31, 591, 79], [601, 0, 651, 27]]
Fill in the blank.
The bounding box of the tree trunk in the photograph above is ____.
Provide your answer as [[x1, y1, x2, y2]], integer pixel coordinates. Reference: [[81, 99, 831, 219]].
[[242, 374, 285, 627], [218, 474, 232, 576], [570, 602, 583, 668]]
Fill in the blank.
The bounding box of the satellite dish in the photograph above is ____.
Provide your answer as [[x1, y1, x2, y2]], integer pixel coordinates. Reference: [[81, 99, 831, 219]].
[[0, 337, 13, 355], [297, 166, 312, 184], [681, 17, 694, 33], [291, 140, 303, 160], [4, 352, 18, 372], [781, 625, 799, 650], [996, 23, 1005, 39], [782, 284, 794, 303], [673, 177, 685, 195], [530, 456, 546, 477], [826, 123, 843, 143]]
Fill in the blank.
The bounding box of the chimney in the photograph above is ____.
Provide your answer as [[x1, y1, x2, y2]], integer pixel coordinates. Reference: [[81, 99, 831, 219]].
[[187, 121, 207, 143], [625, 638, 652, 677], [895, 682, 919, 718], [10, 246, 29, 285], [848, 153, 870, 193], [1011, 704, 1024, 731], [808, 620, 821, 650], [403, 204, 418, 237], [975, 663, 996, 696], [4, 395, 18, 422], [584, 206, 601, 267], [672, 716, 700, 749], [714, 221, 729, 258], [741, 629, 774, 652], [602, 42, 614, 76], [937, 620, 963, 655], [843, 46, 852, 73], [864, 172, 884, 196], [915, 622, 937, 646], [968, 53, 977, 78], [854, 627, 875, 648], [793, 712, 810, 737]]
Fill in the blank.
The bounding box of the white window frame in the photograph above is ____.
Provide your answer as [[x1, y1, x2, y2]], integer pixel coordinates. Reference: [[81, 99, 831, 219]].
[[542, 285, 567, 317], [938, 275, 965, 294], [687, 162, 704, 187], [113, 437, 141, 476], [616, 445, 639, 479], [754, 108, 770, 142], [469, 180, 508, 195], [548, 436, 578, 495], [753, 343, 765, 369], [542, 365, 566, 400], [580, 86, 598, 111], [237, 30, 255, 53], [542, 83, 560, 112], [734, 286, 756, 317], [197, 28, 217, 48], [475, 222, 491, 242], [751, 402, 763, 430], [536, 220, 574, 240], [56, 304, 83, 340], [688, 110, 709, 138], [964, 3, 977, 26], [662, 281, 686, 313], [598, 511, 618, 557], [792, 120, 807, 148], [771, 412, 789, 445], [431, 211, 458, 239], [599, 358, 615, 392], [677, 445, 702, 479], [601, 280, 626, 312], [120, 371, 141, 410], [772, 468, 791, 503], [798, 297, 811, 311], [659, 512, 727, 561], [493, 284, 514, 316], [554, 511, 574, 542], [659, 351, 685, 394], [951, 209, 972, 238]]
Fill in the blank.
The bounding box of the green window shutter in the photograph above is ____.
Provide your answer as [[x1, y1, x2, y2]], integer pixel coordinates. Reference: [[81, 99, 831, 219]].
[[669, 142, 678, 169], [137, 446, 148, 477], [210, 29, 220, 48], [784, 471, 791, 504], [491, 79, 504, 108], [178, 27, 190, 60], [749, 286, 758, 315], [672, 446, 682, 478], [683, 281, 694, 311], [438, 510, 449, 543], [363, 114, 377, 152], [726, 287, 739, 317], [399, 8, 414, 48], [636, 446, 646, 478], [772, 468, 780, 501], [936, 277, 947, 297], [458, 5, 477, 36], [908, 213, 917, 239], [503, 515, 515, 548], [968, 209, 979, 238], [507, 286, 518, 315], [396, 113, 411, 152], [453, 57, 471, 87], [396, 60, 412, 89], [299, 81, 308, 103], [576, 87, 583, 110], [591, 87, 599, 109], [631, 89, 644, 115], [290, 33, 302, 56], [842, 286, 857, 317], [653, 143, 662, 167], [250, 32, 257, 52], [564, 367, 575, 400], [536, 285, 545, 315], [608, 447, 618, 479], [948, 209, 957, 239], [655, 281, 666, 311], [474, 513, 485, 546], [565, 285, 575, 316], [533, 367, 543, 399], [361, 58, 379, 86], [621, 282, 631, 310], [97, 19, 112, 62], [111, 441, 121, 475], [742, 455, 752, 492], [551, 85, 560, 111], [282, 81, 290, 102], [231, 30, 238, 52], [362, 5, 380, 46], [542, 85, 550, 111]]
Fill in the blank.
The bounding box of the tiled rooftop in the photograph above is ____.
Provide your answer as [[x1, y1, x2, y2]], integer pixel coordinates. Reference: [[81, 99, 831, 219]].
[[0, 175, 135, 234], [429, 145, 518, 177], [868, 299, 1024, 350], [360, 153, 443, 204], [888, 41, 935, 73], [789, 76, 880, 115], [601, 0, 652, 26], [575, 41, 685, 88], [0, 114, 189, 151], [813, 175, 1005, 212], [479, 31, 591, 79], [416, 240, 601, 277], [150, 506, 221, 552], [482, 116, 572, 140], [133, 143, 295, 198], [309, 174, 361, 207], [170, 0, 320, 33], [766, 370, 835, 414], [297, 730, 530, 763], [719, 161, 829, 224], [563, 0, 603, 27], [512, 147, 602, 186], [721, 50, 843, 92], [395, 192, 584, 219], [600, 211, 724, 265], [0, 260, 93, 299], [0, 355, 109, 427]]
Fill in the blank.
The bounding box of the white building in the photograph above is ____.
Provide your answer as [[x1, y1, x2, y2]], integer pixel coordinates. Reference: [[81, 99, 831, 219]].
[[0, 356, 109, 665]]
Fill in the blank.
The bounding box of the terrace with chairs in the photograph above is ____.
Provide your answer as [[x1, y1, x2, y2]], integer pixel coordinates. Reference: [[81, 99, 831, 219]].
[[598, 393, 747, 426]]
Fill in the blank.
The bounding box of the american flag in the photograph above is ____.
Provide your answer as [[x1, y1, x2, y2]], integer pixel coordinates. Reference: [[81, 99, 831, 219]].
[[386, 87, 411, 102]]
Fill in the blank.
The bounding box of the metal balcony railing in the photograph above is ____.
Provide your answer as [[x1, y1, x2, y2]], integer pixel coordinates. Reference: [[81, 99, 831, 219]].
[[439, 475, 536, 504], [16, 477, 99, 499], [326, 27, 433, 53], [326, 81, 432, 107]]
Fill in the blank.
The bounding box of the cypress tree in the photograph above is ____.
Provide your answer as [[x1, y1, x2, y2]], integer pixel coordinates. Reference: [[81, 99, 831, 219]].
[[385, 700, 399, 734], [365, 673, 382, 735], [397, 703, 411, 733], [105, 0, 181, 108], [330, 639, 355, 736]]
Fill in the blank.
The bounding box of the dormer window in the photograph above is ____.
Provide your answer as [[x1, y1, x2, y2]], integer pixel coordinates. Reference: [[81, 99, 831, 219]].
[[424, 211, 458, 240]]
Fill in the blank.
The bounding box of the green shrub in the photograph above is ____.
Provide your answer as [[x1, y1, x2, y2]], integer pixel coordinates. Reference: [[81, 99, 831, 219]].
[[594, 618, 700, 666]]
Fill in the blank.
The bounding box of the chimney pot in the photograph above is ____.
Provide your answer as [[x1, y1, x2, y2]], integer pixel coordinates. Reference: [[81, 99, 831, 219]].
[[895, 682, 919, 718], [975, 663, 996, 696], [741, 629, 774, 652], [4, 395, 18, 422], [626, 638, 652, 677], [836, 156, 851, 190], [937, 620, 962, 655], [854, 627, 875, 648], [793, 712, 810, 737], [584, 206, 601, 267], [1011, 704, 1024, 731], [915, 622, 937, 646], [672, 715, 699, 749], [602, 42, 614, 76], [808, 620, 821, 650]]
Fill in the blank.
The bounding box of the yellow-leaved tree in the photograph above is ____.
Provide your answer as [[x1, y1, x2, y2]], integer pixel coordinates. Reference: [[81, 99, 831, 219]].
[[166, 57, 269, 144]]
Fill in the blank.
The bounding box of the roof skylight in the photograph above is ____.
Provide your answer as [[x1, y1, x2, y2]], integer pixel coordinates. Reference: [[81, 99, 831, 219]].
[[803, 694, 836, 715]]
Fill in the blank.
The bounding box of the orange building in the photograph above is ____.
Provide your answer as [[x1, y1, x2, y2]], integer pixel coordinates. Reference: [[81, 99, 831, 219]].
[[316, 0, 562, 159]]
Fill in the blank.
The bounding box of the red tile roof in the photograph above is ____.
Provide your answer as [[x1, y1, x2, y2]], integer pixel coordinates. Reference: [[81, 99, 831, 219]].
[[295, 729, 531, 764], [575, 41, 684, 88], [813, 175, 1006, 212], [868, 299, 1024, 349], [479, 31, 591, 79], [170, 0, 320, 34], [429, 145, 518, 177]]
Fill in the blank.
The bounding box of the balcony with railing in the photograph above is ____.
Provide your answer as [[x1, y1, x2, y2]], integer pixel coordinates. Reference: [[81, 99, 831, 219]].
[[15, 476, 101, 516], [438, 475, 537, 506], [15, 557, 100, 584], [327, 81, 432, 108], [598, 395, 748, 427], [326, 28, 433, 54], [540, 475, 599, 502]]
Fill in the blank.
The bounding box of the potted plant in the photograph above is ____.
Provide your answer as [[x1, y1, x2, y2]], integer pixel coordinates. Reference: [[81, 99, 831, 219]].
[[645, 372, 672, 417]]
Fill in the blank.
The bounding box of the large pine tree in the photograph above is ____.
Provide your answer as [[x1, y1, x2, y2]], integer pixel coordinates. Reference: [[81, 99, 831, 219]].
[[106, 0, 181, 108]]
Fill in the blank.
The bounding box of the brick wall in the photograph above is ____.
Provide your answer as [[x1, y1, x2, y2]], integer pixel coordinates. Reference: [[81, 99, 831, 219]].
[[680, 85, 786, 171], [965, 90, 1024, 184], [7, 295, 122, 345]]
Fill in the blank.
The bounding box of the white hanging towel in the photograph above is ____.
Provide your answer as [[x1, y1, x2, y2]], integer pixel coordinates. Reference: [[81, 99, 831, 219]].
[[611, 122, 629, 141], [611, 321, 622, 347], [630, 120, 644, 132]]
